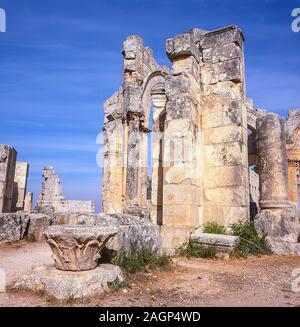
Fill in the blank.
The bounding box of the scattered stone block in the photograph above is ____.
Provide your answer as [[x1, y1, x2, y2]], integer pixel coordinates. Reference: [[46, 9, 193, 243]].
[[27, 213, 51, 242], [13, 264, 124, 301], [190, 232, 239, 254], [268, 239, 300, 256], [0, 213, 30, 244]]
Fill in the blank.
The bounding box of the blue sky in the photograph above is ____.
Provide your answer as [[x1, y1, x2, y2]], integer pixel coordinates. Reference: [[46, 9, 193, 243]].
[[0, 0, 299, 211]]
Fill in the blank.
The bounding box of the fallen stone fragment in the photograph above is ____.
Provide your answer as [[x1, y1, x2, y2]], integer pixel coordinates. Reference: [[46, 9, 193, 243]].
[[13, 264, 124, 301]]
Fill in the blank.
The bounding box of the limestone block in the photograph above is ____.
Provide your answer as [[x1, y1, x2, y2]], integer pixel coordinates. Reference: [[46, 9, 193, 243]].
[[204, 125, 243, 145], [160, 225, 194, 254], [44, 225, 118, 271], [164, 164, 193, 184], [163, 184, 200, 206], [268, 239, 300, 256], [202, 59, 242, 85], [190, 232, 239, 254], [12, 162, 29, 212], [203, 43, 242, 64], [123, 85, 143, 114], [13, 264, 124, 301], [27, 213, 51, 242], [201, 206, 248, 226], [163, 204, 198, 227], [204, 186, 247, 206], [204, 166, 244, 188], [254, 208, 300, 243], [24, 192, 33, 212], [0, 213, 30, 244], [166, 30, 201, 62], [199, 26, 244, 49], [204, 142, 242, 167], [202, 98, 243, 128]]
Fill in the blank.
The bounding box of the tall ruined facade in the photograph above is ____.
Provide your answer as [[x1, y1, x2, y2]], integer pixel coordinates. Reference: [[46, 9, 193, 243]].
[[102, 25, 300, 250]]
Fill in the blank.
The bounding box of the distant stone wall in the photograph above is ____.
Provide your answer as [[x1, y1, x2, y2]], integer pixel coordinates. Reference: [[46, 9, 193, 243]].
[[0, 145, 17, 213], [36, 166, 95, 214], [12, 162, 29, 212]]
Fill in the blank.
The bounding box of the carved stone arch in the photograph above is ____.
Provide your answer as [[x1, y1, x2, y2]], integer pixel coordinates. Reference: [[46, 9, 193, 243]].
[[141, 70, 168, 129]]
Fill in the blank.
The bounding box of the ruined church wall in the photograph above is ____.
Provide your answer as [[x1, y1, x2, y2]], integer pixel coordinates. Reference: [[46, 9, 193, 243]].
[[199, 26, 250, 226]]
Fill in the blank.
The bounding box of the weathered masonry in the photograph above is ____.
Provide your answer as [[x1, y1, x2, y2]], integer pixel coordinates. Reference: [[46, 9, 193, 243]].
[[36, 166, 95, 214], [0, 145, 30, 213], [102, 25, 300, 250]]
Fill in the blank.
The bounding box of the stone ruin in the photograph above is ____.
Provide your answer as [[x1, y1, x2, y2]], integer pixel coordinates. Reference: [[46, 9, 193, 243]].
[[102, 25, 300, 253], [0, 145, 29, 213], [2, 23, 300, 301], [0, 149, 95, 244], [35, 166, 95, 214]]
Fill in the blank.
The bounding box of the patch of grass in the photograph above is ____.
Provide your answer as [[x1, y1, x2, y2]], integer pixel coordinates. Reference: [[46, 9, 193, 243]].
[[107, 278, 127, 291], [202, 222, 226, 235], [231, 221, 272, 258], [112, 248, 171, 274], [177, 241, 217, 259]]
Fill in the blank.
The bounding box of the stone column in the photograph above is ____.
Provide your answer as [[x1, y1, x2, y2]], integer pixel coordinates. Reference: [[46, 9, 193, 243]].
[[12, 162, 29, 212], [151, 92, 167, 225], [0, 145, 17, 213], [24, 192, 33, 212], [256, 113, 291, 209], [288, 160, 299, 207], [124, 113, 149, 217]]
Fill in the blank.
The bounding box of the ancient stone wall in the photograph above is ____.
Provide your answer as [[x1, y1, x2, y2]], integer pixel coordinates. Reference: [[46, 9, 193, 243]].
[[101, 26, 300, 251], [36, 166, 95, 214], [199, 26, 249, 226], [286, 109, 300, 212], [12, 162, 29, 212], [0, 145, 17, 213]]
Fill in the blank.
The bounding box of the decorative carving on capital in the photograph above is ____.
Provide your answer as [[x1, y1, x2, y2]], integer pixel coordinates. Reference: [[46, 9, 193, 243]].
[[44, 226, 118, 271]]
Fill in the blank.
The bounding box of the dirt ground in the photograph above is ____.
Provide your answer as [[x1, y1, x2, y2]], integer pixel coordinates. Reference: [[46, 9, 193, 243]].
[[0, 241, 300, 307]]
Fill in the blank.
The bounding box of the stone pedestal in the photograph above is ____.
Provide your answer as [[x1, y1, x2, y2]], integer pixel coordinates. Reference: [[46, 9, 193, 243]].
[[44, 225, 118, 271], [13, 264, 124, 301]]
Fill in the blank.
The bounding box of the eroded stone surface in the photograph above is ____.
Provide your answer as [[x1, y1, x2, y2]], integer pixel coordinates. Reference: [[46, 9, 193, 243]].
[[51, 213, 162, 257], [254, 208, 300, 243], [36, 166, 95, 214], [13, 264, 124, 300], [44, 225, 118, 271], [0, 212, 30, 244], [0, 145, 17, 213], [191, 232, 239, 254]]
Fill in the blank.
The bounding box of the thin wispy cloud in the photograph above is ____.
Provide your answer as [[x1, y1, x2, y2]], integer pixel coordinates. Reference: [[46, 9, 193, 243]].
[[0, 0, 299, 212]]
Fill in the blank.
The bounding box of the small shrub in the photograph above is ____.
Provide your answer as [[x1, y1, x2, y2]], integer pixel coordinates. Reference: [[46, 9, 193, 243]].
[[112, 248, 171, 274], [107, 278, 127, 291], [231, 221, 272, 257], [203, 222, 226, 235], [177, 241, 217, 259]]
